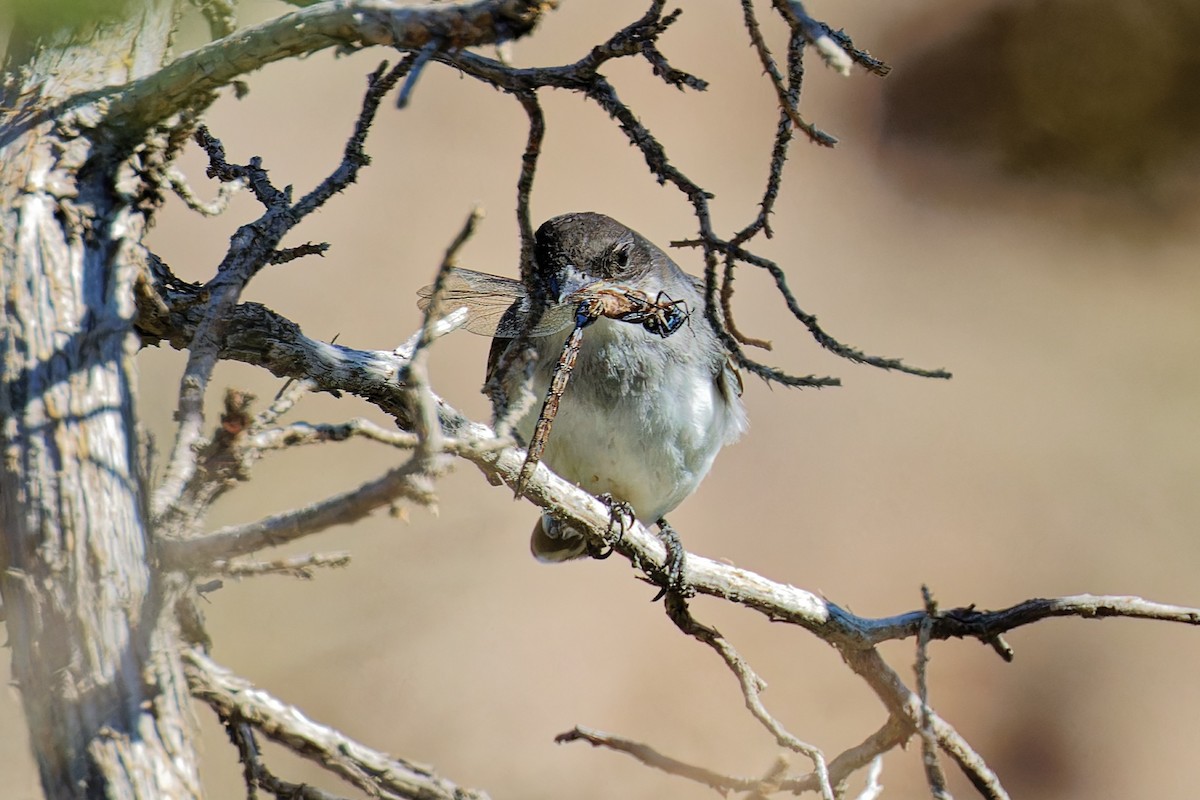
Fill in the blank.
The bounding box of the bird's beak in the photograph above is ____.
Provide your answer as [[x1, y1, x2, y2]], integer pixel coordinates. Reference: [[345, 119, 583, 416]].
[[550, 265, 607, 304]]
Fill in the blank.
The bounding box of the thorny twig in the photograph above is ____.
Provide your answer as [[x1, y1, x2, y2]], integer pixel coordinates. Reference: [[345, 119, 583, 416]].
[[152, 60, 414, 533]]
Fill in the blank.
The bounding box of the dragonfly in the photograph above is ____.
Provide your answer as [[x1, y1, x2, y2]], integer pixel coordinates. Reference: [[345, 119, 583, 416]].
[[417, 267, 692, 493]]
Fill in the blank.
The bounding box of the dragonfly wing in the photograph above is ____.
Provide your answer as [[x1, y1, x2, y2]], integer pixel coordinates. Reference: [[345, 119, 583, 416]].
[[417, 268, 530, 336], [417, 267, 577, 337]]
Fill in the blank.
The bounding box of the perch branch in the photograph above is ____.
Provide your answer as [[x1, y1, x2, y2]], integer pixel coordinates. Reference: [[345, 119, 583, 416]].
[[135, 285, 1200, 644]]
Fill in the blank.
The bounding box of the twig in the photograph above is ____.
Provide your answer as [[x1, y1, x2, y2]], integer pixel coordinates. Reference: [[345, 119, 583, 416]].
[[160, 457, 436, 571], [854, 757, 886, 800], [186, 648, 492, 800], [664, 594, 835, 800], [842, 647, 1010, 800], [152, 61, 415, 531], [246, 418, 420, 452], [771, 0, 853, 77], [484, 90, 546, 439], [780, 717, 907, 795], [164, 166, 244, 215], [253, 377, 314, 432], [403, 208, 484, 457], [678, 237, 953, 380], [151, 128, 288, 526], [214, 552, 352, 579], [396, 39, 440, 108], [742, 0, 836, 146], [268, 242, 329, 265], [221, 714, 346, 800], [917, 586, 953, 799], [555, 726, 765, 794]]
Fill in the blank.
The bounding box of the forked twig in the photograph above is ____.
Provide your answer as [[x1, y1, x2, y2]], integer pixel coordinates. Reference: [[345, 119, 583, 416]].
[[152, 60, 414, 533], [665, 594, 835, 800]]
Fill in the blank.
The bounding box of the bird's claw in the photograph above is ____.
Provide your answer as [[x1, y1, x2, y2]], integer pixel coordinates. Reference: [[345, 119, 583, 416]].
[[650, 517, 693, 601], [587, 493, 635, 560]]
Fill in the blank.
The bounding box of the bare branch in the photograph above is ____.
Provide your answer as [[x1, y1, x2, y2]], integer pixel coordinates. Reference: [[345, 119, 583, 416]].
[[555, 726, 766, 794], [136, 278, 1200, 641], [214, 552, 352, 580], [842, 648, 1010, 800], [269, 242, 330, 266], [246, 418, 420, 453], [105, 0, 557, 132], [664, 595, 835, 800], [917, 587, 953, 799], [186, 649, 491, 800], [222, 715, 347, 800], [862, 594, 1200, 649], [160, 457, 437, 571], [117, 4, 1200, 796], [152, 61, 413, 529], [783, 719, 908, 795], [742, 0, 835, 147], [164, 166, 244, 216]]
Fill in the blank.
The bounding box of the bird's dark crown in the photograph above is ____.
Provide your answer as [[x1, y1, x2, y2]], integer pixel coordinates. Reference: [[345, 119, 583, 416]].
[[534, 212, 654, 283]]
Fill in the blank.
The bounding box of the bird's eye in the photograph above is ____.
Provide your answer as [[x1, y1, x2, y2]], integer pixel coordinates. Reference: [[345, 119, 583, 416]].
[[612, 244, 631, 269]]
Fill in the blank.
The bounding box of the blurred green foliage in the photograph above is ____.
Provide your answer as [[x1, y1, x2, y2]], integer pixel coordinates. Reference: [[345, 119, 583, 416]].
[[4, 0, 136, 41]]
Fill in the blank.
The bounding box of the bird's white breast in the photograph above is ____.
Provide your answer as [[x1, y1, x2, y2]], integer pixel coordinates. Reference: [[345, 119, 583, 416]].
[[517, 317, 746, 523]]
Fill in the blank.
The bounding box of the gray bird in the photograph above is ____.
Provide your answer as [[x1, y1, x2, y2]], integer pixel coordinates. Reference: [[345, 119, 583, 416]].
[[426, 212, 747, 564]]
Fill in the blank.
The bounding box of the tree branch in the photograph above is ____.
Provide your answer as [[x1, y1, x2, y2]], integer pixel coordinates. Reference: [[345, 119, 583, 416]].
[[135, 286, 1200, 646], [160, 456, 438, 570], [105, 0, 557, 132], [186, 648, 491, 800], [151, 59, 413, 531]]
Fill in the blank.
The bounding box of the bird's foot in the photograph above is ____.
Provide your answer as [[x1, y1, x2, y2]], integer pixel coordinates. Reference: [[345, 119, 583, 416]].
[[650, 517, 693, 601], [587, 493, 635, 560]]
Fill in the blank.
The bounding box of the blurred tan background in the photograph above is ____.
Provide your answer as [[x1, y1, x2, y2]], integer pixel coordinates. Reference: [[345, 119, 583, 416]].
[[4, 0, 1200, 797]]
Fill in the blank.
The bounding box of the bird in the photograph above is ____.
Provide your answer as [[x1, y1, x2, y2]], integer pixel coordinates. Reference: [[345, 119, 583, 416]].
[[487, 212, 747, 565]]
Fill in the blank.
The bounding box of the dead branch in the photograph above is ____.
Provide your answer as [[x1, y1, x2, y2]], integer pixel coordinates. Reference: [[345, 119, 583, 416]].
[[104, 0, 555, 133], [159, 457, 438, 572], [152, 59, 412, 534], [214, 552, 352, 580], [185, 648, 491, 800], [556, 725, 774, 795]]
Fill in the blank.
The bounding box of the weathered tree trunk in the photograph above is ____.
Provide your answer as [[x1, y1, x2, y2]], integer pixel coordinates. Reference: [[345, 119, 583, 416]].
[[0, 3, 203, 797]]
